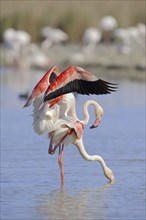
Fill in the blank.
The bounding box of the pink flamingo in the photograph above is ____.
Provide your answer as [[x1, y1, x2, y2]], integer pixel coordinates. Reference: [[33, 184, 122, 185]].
[[24, 65, 117, 187], [48, 99, 115, 187], [23, 66, 74, 135]]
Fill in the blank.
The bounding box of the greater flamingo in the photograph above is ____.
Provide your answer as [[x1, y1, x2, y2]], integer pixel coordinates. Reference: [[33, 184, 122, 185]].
[[23, 66, 80, 135], [98, 15, 118, 43], [24, 65, 117, 135], [47, 99, 115, 187], [24, 65, 117, 187], [82, 27, 101, 51], [24, 66, 65, 135], [41, 26, 69, 51]]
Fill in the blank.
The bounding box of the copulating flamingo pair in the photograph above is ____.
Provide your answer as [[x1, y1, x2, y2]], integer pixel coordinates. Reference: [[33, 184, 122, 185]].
[[24, 66, 117, 187]]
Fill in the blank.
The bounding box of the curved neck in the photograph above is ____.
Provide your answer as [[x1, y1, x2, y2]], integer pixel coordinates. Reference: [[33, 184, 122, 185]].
[[67, 98, 103, 127], [74, 138, 107, 171], [81, 100, 103, 125]]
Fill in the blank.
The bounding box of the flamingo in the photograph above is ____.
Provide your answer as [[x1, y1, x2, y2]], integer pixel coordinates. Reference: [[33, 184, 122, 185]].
[[24, 65, 117, 135], [23, 66, 80, 135], [47, 99, 115, 187], [82, 27, 101, 51], [23, 66, 67, 135], [40, 26, 69, 52], [41, 27, 69, 43], [24, 65, 117, 187], [3, 28, 31, 67], [98, 15, 118, 43]]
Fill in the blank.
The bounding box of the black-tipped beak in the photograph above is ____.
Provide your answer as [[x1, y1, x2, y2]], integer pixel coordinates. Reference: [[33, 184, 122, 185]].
[[90, 125, 97, 129], [89, 117, 102, 129], [23, 95, 33, 108]]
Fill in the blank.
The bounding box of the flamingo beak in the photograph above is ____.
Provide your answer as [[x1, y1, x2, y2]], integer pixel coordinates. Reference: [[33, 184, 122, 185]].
[[23, 95, 34, 108], [90, 117, 102, 129]]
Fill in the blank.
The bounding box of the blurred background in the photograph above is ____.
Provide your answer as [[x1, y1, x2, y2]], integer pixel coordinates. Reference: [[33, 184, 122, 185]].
[[1, 1, 146, 220], [1, 1, 145, 42], [1, 0, 146, 79]]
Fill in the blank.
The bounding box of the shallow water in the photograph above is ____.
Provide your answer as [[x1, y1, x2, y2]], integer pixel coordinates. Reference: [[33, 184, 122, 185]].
[[1, 68, 145, 220]]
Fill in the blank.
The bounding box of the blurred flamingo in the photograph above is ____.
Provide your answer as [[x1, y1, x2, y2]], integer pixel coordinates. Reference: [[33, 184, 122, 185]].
[[41, 26, 69, 53], [82, 27, 101, 51], [3, 28, 31, 67], [99, 15, 118, 43]]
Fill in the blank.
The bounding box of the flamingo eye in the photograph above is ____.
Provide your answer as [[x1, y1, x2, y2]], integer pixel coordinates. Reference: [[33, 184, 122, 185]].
[[49, 72, 57, 84]]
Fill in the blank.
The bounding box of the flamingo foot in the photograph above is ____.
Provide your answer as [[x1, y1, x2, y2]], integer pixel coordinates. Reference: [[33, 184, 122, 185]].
[[48, 148, 55, 155], [48, 145, 59, 155]]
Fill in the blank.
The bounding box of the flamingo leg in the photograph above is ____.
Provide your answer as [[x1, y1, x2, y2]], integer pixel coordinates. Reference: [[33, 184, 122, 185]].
[[48, 131, 69, 155], [48, 132, 55, 154], [58, 144, 64, 188]]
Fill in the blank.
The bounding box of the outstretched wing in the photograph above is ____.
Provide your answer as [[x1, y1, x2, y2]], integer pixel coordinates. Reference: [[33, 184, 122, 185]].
[[44, 66, 118, 102], [44, 79, 117, 101]]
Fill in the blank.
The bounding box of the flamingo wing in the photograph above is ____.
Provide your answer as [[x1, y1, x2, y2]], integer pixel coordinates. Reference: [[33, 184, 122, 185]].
[[44, 66, 117, 102], [23, 66, 60, 107]]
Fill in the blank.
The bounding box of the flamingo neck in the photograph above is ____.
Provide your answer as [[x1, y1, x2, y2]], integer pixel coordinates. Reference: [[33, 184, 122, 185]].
[[66, 94, 78, 121], [74, 138, 107, 171], [82, 102, 90, 125], [68, 105, 78, 120], [81, 100, 103, 126]]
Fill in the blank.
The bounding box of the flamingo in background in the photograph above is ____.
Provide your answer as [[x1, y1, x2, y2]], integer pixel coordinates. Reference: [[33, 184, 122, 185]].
[[40, 26, 69, 53], [24, 65, 117, 187], [99, 15, 118, 43], [3, 28, 31, 67], [82, 27, 101, 51]]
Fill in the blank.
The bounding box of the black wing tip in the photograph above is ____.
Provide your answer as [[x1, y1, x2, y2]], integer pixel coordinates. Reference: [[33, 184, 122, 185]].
[[43, 78, 118, 102], [98, 79, 118, 86], [98, 79, 118, 94]]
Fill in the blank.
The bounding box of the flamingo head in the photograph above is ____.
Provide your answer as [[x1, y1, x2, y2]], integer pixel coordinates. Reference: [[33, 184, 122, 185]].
[[23, 66, 60, 107], [90, 105, 103, 129], [104, 166, 115, 183]]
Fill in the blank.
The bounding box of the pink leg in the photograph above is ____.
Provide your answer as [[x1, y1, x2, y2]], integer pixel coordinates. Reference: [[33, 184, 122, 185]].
[[48, 132, 69, 155], [48, 132, 59, 155], [48, 141, 58, 155], [48, 132, 54, 154], [58, 144, 64, 188]]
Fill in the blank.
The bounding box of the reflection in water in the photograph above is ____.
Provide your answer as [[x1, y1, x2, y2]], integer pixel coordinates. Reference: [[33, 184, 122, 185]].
[[38, 183, 113, 220]]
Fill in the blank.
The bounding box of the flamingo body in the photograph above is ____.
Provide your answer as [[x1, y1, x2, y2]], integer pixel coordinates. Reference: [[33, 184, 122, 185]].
[[47, 99, 114, 184]]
